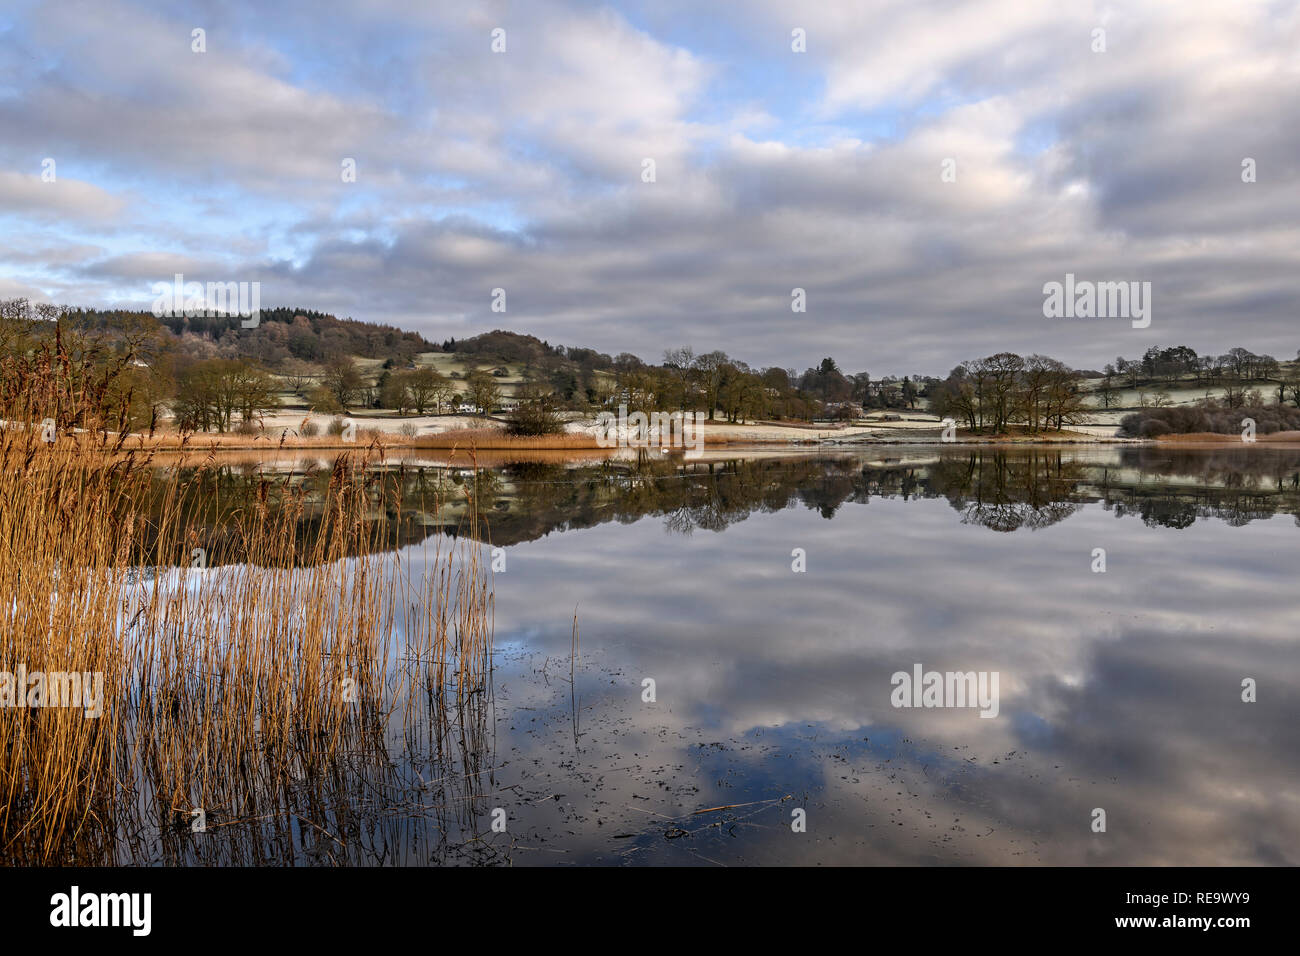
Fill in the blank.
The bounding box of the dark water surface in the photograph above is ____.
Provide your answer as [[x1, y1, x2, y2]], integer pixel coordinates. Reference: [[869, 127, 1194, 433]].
[[95, 445, 1300, 864], [472, 445, 1299, 865]]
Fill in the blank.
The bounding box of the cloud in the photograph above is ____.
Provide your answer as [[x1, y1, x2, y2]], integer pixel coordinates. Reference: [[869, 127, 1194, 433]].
[[475, 461, 1300, 863], [0, 171, 127, 222], [2, 0, 1299, 372]]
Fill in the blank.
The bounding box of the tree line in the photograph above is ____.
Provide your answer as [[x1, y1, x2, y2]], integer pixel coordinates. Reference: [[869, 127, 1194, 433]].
[[1098, 345, 1300, 406], [6, 296, 1300, 437], [928, 353, 1088, 433]]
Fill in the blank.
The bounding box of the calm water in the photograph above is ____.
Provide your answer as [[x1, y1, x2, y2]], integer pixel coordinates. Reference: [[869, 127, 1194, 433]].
[[475, 446, 1300, 865], [90, 446, 1300, 864]]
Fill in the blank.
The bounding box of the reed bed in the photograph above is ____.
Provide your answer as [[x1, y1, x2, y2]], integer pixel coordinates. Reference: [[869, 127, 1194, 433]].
[[410, 428, 606, 450], [0, 421, 494, 864], [32, 423, 612, 454]]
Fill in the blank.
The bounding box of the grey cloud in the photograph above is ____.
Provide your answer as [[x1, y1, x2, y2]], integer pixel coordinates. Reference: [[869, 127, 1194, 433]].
[[3, 0, 1299, 372]]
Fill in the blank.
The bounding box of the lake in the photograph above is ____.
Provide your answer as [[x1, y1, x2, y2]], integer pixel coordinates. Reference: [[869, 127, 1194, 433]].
[[33, 444, 1300, 866]]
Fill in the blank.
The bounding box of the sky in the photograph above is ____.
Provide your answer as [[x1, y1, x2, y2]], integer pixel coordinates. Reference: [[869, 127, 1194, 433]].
[[1, 0, 1298, 376]]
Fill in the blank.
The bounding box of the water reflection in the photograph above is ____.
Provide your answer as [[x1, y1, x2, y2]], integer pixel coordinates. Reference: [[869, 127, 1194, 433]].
[[16, 446, 1296, 865], [130, 445, 1300, 567], [479, 446, 1299, 865]]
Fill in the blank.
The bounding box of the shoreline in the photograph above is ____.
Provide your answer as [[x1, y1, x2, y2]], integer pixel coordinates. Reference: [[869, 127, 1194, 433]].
[[27, 422, 1300, 455], [70, 432, 1152, 453]]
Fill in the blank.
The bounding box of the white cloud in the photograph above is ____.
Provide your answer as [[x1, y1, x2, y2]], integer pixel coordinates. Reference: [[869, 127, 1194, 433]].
[[2, 0, 1299, 371]]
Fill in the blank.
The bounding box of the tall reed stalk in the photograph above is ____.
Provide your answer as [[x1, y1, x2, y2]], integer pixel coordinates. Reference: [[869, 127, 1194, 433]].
[[0, 415, 493, 864]]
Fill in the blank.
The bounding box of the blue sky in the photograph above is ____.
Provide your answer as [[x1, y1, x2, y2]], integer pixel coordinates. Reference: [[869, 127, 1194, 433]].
[[2, 0, 1299, 374]]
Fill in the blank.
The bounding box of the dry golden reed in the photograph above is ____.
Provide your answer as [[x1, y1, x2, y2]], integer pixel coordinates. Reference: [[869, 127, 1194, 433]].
[[410, 427, 604, 450], [0, 418, 493, 864]]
